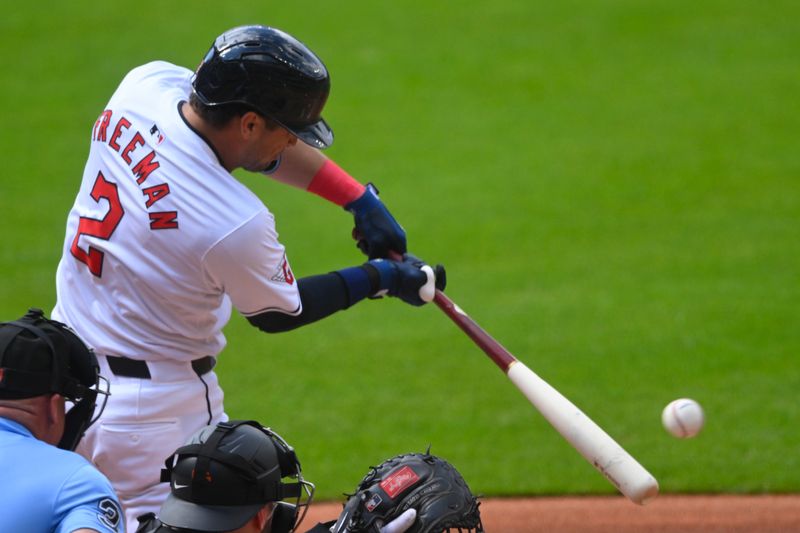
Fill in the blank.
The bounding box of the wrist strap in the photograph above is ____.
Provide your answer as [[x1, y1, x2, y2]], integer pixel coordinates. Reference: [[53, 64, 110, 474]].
[[307, 159, 366, 206], [334, 266, 376, 305]]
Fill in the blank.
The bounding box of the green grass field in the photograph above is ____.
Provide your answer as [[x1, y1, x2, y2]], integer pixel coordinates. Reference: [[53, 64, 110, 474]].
[[2, 1, 798, 500]]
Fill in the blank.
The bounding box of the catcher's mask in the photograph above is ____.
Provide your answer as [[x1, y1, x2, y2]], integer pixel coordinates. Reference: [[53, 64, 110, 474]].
[[144, 420, 314, 533], [193, 24, 333, 150], [0, 307, 108, 450]]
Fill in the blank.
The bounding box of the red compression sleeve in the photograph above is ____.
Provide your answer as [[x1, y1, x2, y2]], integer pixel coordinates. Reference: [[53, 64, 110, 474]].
[[307, 159, 366, 206]]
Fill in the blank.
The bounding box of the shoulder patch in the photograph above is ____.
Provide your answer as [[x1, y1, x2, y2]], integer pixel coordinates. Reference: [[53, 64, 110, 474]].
[[97, 497, 122, 531]]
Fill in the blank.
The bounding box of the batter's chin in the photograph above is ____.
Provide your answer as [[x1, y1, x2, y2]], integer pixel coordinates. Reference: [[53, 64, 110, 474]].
[[259, 157, 282, 175]]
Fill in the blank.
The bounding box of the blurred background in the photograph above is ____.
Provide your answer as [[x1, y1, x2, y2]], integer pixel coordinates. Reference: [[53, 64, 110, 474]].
[[1, 0, 798, 500]]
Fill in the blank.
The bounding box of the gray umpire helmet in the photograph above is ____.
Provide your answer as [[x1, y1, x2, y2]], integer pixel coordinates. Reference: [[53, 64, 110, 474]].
[[193, 25, 334, 149], [0, 308, 109, 451], [135, 420, 315, 533]]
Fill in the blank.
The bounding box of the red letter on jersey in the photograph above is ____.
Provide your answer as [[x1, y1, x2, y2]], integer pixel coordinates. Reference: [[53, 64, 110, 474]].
[[149, 211, 178, 230], [108, 117, 131, 152], [121, 132, 145, 164], [132, 151, 161, 184], [142, 183, 170, 208], [93, 110, 113, 142]]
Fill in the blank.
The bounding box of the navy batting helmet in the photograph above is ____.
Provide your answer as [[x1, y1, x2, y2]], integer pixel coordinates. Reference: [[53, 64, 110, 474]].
[[193, 25, 334, 149]]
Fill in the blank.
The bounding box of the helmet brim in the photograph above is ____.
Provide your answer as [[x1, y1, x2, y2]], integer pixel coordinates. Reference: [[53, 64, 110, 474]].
[[289, 117, 334, 150], [159, 493, 264, 532]]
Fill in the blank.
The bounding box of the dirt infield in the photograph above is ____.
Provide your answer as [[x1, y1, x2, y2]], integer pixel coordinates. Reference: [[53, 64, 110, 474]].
[[302, 495, 800, 532]]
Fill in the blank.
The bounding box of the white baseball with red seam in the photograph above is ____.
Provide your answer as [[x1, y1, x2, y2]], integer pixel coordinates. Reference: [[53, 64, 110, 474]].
[[662, 398, 705, 438]]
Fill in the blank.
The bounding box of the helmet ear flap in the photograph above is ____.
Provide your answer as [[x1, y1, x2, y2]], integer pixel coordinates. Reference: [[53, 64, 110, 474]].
[[44, 318, 104, 451], [264, 427, 300, 479], [58, 323, 99, 393], [271, 502, 298, 533], [57, 387, 98, 451]]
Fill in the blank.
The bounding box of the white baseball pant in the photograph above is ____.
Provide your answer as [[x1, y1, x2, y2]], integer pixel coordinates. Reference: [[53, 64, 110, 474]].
[[77, 355, 227, 533]]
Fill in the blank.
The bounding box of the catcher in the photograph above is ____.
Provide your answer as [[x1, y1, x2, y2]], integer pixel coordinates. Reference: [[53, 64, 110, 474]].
[[135, 420, 482, 533]]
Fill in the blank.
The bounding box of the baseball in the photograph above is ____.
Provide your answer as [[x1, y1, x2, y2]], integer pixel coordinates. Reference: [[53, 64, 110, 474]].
[[661, 398, 705, 438]]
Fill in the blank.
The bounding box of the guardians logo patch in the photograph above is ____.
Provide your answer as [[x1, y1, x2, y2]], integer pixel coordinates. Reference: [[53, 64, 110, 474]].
[[270, 253, 295, 285]]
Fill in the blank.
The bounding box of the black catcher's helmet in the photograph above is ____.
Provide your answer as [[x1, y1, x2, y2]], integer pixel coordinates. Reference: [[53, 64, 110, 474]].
[[193, 25, 334, 149], [136, 420, 314, 533], [0, 308, 109, 450]]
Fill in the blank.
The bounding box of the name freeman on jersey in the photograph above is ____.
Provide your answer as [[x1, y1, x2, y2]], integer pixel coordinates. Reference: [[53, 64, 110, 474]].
[[92, 109, 178, 230]]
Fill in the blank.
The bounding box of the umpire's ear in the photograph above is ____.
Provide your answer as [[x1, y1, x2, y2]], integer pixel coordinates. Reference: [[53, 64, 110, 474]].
[[44, 393, 66, 446]]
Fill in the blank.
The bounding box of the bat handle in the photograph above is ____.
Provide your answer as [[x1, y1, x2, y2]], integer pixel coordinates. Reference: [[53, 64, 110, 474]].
[[432, 290, 518, 370], [387, 250, 517, 371]]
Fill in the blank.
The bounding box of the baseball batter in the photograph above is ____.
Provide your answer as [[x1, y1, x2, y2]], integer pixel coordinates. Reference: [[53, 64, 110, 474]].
[[53, 25, 443, 532]]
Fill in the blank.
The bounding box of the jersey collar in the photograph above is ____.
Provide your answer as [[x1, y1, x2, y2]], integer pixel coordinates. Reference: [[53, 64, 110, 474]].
[[177, 100, 228, 169], [0, 416, 34, 438]]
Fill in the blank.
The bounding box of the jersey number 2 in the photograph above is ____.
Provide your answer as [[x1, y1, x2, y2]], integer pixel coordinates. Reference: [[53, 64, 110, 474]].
[[70, 171, 125, 277]]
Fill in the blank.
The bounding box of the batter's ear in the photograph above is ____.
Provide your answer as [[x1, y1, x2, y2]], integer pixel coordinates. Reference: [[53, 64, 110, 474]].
[[240, 111, 261, 137]]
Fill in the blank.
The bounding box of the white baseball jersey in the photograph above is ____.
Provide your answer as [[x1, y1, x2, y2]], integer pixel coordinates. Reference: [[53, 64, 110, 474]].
[[53, 61, 301, 361]]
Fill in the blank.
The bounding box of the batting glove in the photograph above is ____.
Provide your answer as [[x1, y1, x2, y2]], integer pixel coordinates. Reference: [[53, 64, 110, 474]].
[[367, 254, 446, 306], [345, 183, 407, 259]]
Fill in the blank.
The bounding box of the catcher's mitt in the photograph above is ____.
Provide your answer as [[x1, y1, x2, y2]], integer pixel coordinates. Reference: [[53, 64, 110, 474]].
[[335, 452, 483, 533]]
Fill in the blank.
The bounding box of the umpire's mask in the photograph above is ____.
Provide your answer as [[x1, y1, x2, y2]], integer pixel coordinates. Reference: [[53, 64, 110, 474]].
[[151, 420, 314, 533], [0, 307, 109, 450]]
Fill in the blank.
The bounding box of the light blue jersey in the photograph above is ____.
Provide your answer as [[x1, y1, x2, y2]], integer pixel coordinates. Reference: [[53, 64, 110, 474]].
[[0, 417, 124, 533]]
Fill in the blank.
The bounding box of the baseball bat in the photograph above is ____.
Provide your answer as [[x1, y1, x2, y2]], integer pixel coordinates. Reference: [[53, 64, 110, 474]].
[[393, 253, 659, 504]]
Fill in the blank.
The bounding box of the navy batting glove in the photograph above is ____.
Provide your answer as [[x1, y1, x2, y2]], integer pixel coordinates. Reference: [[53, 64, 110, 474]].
[[345, 183, 407, 259], [367, 254, 442, 306]]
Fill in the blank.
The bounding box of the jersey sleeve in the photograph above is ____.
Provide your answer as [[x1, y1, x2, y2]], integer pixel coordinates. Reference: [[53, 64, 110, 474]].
[[204, 209, 302, 317], [54, 464, 124, 533]]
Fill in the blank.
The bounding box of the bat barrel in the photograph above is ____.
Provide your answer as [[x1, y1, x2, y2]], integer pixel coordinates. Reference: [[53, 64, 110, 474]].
[[506, 361, 659, 504]]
